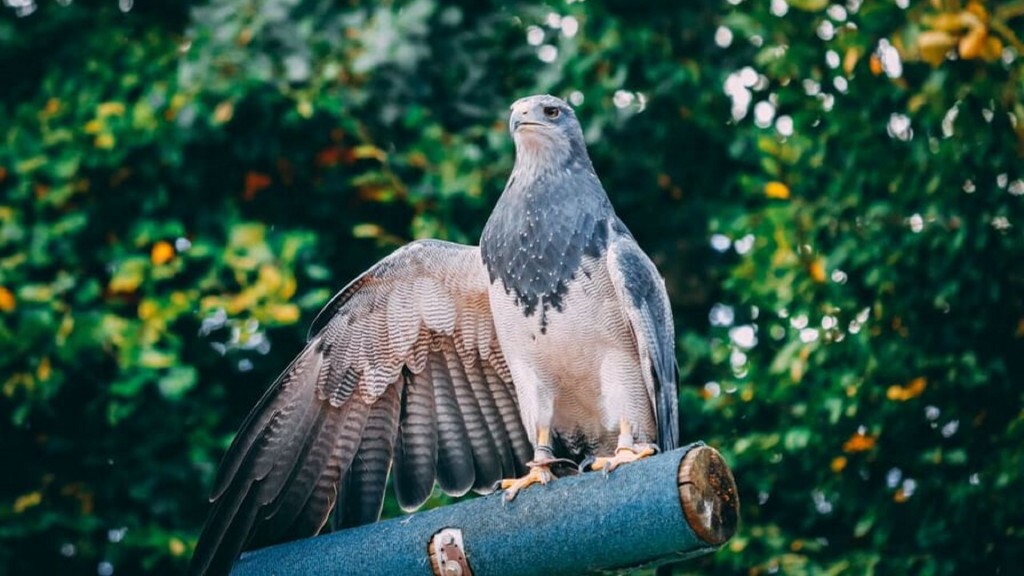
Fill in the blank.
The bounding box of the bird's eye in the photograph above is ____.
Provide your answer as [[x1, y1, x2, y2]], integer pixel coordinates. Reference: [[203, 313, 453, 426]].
[[543, 106, 561, 119]]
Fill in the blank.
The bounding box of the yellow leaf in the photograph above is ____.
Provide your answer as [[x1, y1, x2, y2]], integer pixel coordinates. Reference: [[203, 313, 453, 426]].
[[908, 93, 929, 114], [14, 491, 42, 513], [168, 537, 186, 557], [109, 271, 142, 294], [171, 291, 189, 307], [138, 299, 159, 320], [353, 145, 387, 162], [965, 1, 989, 21], [843, 47, 861, 75], [18, 284, 53, 302], [893, 488, 909, 503], [924, 12, 973, 33], [765, 181, 790, 199], [151, 241, 175, 265], [43, 98, 61, 116], [36, 357, 51, 382], [352, 223, 383, 238], [788, 0, 828, 11], [97, 102, 126, 117], [918, 30, 956, 66], [790, 358, 805, 383], [0, 286, 15, 312], [139, 349, 175, 369], [258, 264, 283, 292], [165, 93, 187, 121], [267, 303, 300, 324], [84, 119, 103, 134], [280, 276, 297, 300], [4, 373, 35, 397], [57, 314, 75, 342], [101, 314, 129, 348], [94, 133, 115, 150], [980, 35, 1002, 61], [225, 291, 257, 314]]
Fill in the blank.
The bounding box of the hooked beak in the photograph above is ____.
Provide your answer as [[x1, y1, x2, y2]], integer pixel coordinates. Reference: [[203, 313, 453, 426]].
[[512, 118, 545, 132], [510, 102, 548, 133]]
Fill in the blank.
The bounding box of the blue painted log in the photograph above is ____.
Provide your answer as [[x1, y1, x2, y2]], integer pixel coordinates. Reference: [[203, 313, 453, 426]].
[[231, 442, 738, 576]]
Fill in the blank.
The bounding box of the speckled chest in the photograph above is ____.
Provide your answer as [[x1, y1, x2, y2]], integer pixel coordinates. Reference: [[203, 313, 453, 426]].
[[479, 169, 611, 331]]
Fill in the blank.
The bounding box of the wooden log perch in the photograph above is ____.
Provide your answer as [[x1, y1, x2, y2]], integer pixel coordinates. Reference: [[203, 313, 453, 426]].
[[231, 442, 739, 576]]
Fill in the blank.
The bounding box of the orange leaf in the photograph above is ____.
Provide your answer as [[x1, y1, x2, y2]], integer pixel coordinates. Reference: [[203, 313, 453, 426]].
[[244, 171, 272, 200], [886, 376, 927, 401], [810, 259, 826, 283], [869, 54, 883, 76], [831, 456, 848, 473], [213, 101, 234, 124], [842, 432, 877, 453], [315, 146, 345, 167], [958, 26, 988, 59], [0, 286, 15, 312], [151, 241, 175, 265]]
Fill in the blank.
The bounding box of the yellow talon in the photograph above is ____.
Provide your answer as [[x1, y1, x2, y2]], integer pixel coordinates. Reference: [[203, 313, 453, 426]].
[[591, 444, 656, 473], [500, 463, 554, 501]]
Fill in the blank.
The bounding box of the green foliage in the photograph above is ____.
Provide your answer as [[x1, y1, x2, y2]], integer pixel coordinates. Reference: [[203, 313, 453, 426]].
[[2, 0, 1022, 574]]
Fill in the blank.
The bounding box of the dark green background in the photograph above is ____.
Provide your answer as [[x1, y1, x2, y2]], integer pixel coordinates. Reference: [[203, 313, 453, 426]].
[[2, 1, 1022, 574]]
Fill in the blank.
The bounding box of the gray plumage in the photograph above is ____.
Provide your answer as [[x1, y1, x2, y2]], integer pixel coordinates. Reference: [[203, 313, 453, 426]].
[[189, 94, 679, 575]]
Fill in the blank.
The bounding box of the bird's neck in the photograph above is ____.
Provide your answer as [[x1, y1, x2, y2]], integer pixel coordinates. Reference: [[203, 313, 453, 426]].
[[509, 139, 593, 187]]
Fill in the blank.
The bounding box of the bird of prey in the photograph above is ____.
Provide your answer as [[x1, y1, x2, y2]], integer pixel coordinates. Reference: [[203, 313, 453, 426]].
[[189, 94, 679, 575]]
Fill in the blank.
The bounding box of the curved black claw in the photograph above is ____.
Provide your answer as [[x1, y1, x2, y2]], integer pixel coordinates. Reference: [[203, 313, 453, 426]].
[[579, 455, 597, 473]]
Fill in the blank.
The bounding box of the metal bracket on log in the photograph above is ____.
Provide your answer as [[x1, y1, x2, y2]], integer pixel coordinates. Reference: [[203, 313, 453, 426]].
[[232, 442, 739, 576], [430, 528, 472, 576]]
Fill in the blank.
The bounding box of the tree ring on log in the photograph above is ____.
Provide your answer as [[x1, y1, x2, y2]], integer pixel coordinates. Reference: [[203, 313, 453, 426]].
[[677, 445, 740, 546]]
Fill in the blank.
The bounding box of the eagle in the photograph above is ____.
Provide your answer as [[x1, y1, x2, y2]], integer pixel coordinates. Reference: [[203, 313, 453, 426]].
[[190, 94, 680, 575]]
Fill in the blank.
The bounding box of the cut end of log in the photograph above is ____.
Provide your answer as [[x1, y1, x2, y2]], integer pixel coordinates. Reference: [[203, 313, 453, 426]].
[[677, 445, 739, 546]]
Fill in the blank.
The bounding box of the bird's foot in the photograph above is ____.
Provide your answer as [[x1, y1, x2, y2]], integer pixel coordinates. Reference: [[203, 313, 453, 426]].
[[499, 457, 576, 501], [589, 444, 657, 473]]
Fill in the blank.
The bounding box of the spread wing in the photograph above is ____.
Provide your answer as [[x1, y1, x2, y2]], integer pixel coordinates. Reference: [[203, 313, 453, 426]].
[[189, 239, 532, 576], [606, 219, 680, 451]]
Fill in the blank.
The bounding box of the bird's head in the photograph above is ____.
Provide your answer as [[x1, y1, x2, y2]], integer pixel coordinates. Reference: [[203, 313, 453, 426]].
[[508, 94, 589, 169]]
